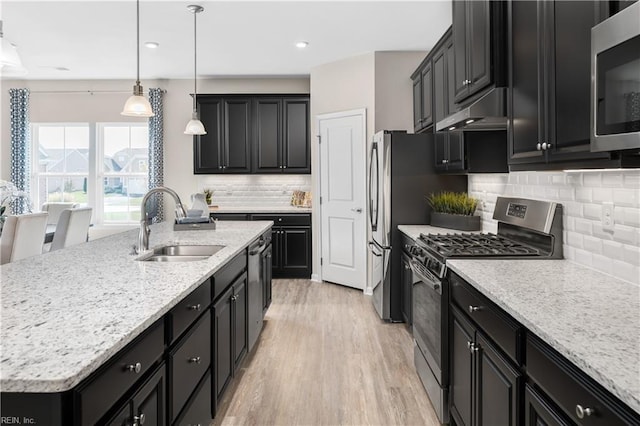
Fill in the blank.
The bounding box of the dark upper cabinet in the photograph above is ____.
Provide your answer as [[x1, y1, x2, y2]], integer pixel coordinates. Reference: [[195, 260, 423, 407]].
[[412, 60, 433, 132], [283, 98, 311, 173], [253, 97, 311, 174], [194, 97, 251, 174], [195, 94, 310, 174], [508, 0, 613, 169], [452, 0, 503, 103]]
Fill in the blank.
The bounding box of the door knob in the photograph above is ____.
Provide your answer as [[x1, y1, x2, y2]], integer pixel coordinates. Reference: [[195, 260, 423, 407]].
[[351, 208, 363, 213]]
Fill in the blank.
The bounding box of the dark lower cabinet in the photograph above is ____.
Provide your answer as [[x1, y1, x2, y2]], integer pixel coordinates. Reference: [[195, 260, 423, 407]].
[[213, 271, 248, 405], [174, 370, 213, 426], [524, 384, 571, 426], [106, 363, 166, 426], [213, 286, 234, 403], [450, 306, 522, 426]]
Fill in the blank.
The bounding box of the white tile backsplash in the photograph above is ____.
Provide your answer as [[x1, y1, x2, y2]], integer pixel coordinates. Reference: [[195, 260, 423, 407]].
[[469, 170, 640, 285], [196, 175, 311, 206]]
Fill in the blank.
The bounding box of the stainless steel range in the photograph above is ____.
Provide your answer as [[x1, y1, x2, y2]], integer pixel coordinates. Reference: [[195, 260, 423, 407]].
[[409, 197, 563, 424]]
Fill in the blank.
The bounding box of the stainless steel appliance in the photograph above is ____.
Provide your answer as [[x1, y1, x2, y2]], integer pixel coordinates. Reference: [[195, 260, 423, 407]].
[[408, 197, 563, 424], [367, 130, 466, 321], [247, 232, 271, 352], [591, 1, 640, 152]]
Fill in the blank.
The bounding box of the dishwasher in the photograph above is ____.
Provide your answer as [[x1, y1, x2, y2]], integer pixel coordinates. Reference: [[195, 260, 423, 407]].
[[247, 231, 271, 352]]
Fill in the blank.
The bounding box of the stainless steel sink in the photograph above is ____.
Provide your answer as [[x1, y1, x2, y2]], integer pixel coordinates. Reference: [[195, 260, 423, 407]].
[[137, 244, 225, 262]]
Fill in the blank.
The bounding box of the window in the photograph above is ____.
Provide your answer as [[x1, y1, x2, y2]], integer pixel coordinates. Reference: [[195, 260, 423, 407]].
[[31, 122, 149, 225]]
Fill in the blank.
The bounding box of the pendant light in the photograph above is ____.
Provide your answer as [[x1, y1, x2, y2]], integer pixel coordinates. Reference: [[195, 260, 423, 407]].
[[184, 5, 206, 135], [1, 20, 23, 69], [121, 0, 154, 117]]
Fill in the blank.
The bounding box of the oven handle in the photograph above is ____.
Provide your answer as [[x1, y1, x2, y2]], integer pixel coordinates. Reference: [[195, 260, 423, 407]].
[[410, 259, 442, 295]]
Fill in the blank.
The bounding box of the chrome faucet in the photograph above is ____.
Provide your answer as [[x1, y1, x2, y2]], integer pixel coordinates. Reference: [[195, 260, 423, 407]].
[[136, 186, 187, 253]]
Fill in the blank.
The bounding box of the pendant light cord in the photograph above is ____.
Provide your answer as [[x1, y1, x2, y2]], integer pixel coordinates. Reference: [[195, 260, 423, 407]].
[[193, 9, 197, 113], [136, 0, 141, 86]]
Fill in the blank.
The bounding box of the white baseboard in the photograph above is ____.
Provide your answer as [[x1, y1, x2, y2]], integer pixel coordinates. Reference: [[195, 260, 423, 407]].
[[311, 273, 321, 282]]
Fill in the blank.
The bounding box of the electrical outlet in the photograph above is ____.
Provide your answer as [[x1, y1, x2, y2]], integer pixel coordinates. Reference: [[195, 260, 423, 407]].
[[602, 201, 614, 232]]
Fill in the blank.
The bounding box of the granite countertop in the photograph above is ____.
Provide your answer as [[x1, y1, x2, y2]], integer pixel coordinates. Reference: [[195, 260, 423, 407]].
[[209, 205, 312, 214], [0, 220, 272, 393], [447, 259, 640, 415]]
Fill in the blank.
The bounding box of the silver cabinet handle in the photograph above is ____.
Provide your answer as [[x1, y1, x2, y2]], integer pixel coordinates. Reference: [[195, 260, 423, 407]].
[[189, 356, 202, 364], [351, 208, 363, 213], [468, 305, 482, 313], [542, 142, 552, 150], [188, 303, 201, 311], [467, 341, 479, 353], [283, 165, 287, 169], [536, 143, 542, 151], [126, 362, 142, 373], [231, 295, 238, 301], [133, 413, 146, 425], [575, 405, 595, 419]]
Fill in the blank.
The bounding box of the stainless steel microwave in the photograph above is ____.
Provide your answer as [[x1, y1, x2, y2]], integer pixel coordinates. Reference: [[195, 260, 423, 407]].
[[591, 1, 640, 152]]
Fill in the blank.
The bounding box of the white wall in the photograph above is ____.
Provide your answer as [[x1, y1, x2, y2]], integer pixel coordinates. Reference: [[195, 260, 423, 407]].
[[308, 51, 426, 283], [0, 77, 310, 205], [469, 170, 640, 285]]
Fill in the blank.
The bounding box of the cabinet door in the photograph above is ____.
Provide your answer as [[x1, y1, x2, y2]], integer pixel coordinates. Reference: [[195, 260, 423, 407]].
[[271, 228, 282, 275], [262, 244, 273, 314], [106, 401, 133, 426], [476, 332, 521, 426], [450, 309, 475, 426], [446, 37, 458, 116], [213, 286, 234, 402], [453, 0, 469, 101], [467, 0, 491, 97], [413, 76, 423, 132], [194, 98, 224, 173], [549, 1, 610, 162], [283, 98, 310, 173], [253, 98, 282, 173], [421, 63, 433, 128], [508, 0, 546, 165], [524, 384, 571, 426], [281, 227, 311, 277], [434, 134, 449, 171], [447, 132, 465, 171], [224, 99, 252, 173], [233, 274, 248, 370], [401, 254, 412, 325], [132, 365, 165, 426], [433, 46, 447, 125]]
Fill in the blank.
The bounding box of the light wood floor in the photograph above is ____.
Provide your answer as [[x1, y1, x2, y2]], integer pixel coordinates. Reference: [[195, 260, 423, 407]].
[[213, 279, 441, 426]]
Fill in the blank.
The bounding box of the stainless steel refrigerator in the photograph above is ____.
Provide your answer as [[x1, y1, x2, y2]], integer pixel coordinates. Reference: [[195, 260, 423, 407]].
[[367, 130, 466, 321]]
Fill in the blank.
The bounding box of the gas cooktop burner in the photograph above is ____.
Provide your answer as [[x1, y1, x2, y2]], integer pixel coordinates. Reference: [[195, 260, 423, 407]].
[[417, 233, 540, 257]]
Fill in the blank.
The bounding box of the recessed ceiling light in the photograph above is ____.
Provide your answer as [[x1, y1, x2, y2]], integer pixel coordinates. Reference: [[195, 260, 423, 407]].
[[55, 67, 70, 71], [144, 41, 159, 49], [295, 41, 309, 49]]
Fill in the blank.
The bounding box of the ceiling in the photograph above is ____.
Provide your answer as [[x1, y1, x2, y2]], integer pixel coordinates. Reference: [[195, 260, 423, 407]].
[[1, 0, 452, 80]]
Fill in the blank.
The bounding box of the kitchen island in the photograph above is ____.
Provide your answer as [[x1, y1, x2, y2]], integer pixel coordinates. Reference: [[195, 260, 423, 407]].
[[0, 220, 272, 424]]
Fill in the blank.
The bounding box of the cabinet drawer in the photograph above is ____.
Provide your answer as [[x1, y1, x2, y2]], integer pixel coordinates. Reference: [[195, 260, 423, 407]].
[[169, 279, 212, 345], [450, 272, 522, 364], [527, 335, 636, 426], [251, 213, 311, 226], [173, 370, 212, 426], [213, 251, 247, 301], [77, 320, 165, 425], [170, 310, 211, 422]]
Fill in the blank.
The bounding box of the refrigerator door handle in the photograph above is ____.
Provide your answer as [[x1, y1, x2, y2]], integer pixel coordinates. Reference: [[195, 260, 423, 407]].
[[368, 142, 379, 232], [368, 241, 382, 257]]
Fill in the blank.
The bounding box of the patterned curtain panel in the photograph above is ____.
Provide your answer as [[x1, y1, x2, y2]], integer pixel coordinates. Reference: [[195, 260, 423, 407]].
[[9, 88, 31, 214], [148, 88, 164, 223]]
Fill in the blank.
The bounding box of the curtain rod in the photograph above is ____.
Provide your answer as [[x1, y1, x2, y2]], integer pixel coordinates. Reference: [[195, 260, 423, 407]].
[[23, 89, 167, 95]]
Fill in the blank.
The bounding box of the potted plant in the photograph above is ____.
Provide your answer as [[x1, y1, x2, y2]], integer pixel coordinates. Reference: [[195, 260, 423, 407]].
[[203, 189, 213, 205], [427, 191, 481, 231]]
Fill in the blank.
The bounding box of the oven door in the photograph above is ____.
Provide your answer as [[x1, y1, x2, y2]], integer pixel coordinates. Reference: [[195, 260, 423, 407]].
[[591, 1, 640, 152], [410, 259, 448, 423]]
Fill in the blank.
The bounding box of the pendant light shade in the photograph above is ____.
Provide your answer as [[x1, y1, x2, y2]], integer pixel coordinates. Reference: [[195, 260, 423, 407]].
[[184, 4, 206, 135], [122, 0, 154, 117]]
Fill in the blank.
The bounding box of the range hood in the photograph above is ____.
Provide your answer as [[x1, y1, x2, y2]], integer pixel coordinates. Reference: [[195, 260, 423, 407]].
[[435, 87, 507, 131]]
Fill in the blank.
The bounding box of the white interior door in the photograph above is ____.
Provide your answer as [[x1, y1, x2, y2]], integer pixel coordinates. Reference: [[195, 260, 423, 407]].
[[318, 110, 366, 290]]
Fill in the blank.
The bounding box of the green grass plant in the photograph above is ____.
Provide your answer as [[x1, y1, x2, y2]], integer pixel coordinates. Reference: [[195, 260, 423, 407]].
[[427, 191, 478, 216]]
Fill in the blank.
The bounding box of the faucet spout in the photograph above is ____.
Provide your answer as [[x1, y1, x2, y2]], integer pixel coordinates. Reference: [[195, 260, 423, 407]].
[[136, 186, 187, 253]]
